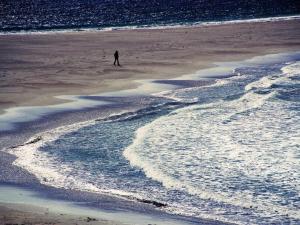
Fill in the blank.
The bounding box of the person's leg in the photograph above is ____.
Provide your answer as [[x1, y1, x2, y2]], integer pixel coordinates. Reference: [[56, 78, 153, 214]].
[[117, 58, 120, 66], [114, 58, 116, 66]]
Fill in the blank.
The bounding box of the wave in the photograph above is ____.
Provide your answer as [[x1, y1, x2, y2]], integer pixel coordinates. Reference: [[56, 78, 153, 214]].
[[124, 61, 300, 223], [5, 102, 182, 206]]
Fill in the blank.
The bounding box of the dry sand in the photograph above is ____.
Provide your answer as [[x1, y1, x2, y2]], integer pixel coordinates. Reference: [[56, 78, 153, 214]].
[[0, 19, 300, 113]]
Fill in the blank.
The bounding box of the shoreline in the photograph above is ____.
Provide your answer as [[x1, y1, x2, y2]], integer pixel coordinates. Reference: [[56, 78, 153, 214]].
[[1, 51, 300, 225], [0, 18, 300, 224]]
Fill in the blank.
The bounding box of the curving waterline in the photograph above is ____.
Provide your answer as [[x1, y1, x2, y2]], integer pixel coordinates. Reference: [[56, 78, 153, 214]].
[[4, 52, 300, 224]]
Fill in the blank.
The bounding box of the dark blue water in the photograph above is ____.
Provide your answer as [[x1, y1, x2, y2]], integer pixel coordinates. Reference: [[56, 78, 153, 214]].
[[1, 0, 299, 32]]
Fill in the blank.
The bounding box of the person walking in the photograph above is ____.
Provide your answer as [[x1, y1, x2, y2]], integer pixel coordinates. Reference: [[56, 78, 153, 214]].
[[113, 50, 120, 66]]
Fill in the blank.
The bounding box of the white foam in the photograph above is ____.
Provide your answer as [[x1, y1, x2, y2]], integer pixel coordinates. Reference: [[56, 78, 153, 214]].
[[124, 101, 300, 220], [281, 61, 300, 75], [124, 61, 300, 222]]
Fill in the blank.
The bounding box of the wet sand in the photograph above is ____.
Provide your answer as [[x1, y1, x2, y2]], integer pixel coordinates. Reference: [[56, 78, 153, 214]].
[[0, 203, 123, 225], [0, 184, 216, 225], [0, 19, 300, 113]]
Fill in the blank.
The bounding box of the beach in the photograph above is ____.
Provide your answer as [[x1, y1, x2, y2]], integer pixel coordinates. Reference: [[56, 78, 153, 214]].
[[1, 18, 300, 225], [1, 19, 300, 112]]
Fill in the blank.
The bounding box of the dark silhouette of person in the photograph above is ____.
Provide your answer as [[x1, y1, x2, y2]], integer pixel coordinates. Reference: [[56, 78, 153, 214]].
[[114, 50, 120, 66]]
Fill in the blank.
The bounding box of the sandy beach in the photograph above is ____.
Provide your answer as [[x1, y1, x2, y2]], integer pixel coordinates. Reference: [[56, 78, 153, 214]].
[[0, 19, 300, 113], [1, 18, 300, 225]]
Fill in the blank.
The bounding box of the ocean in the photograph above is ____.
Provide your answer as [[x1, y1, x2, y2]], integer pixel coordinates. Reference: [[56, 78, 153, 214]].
[[1, 0, 299, 32], [7, 52, 300, 224]]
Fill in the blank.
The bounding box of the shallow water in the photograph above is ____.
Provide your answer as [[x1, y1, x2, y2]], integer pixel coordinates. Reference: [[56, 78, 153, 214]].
[[7, 53, 300, 224]]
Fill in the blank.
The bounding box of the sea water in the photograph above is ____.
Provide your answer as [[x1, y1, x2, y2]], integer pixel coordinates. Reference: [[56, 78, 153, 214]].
[[1, 0, 299, 32], [8, 53, 300, 224]]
